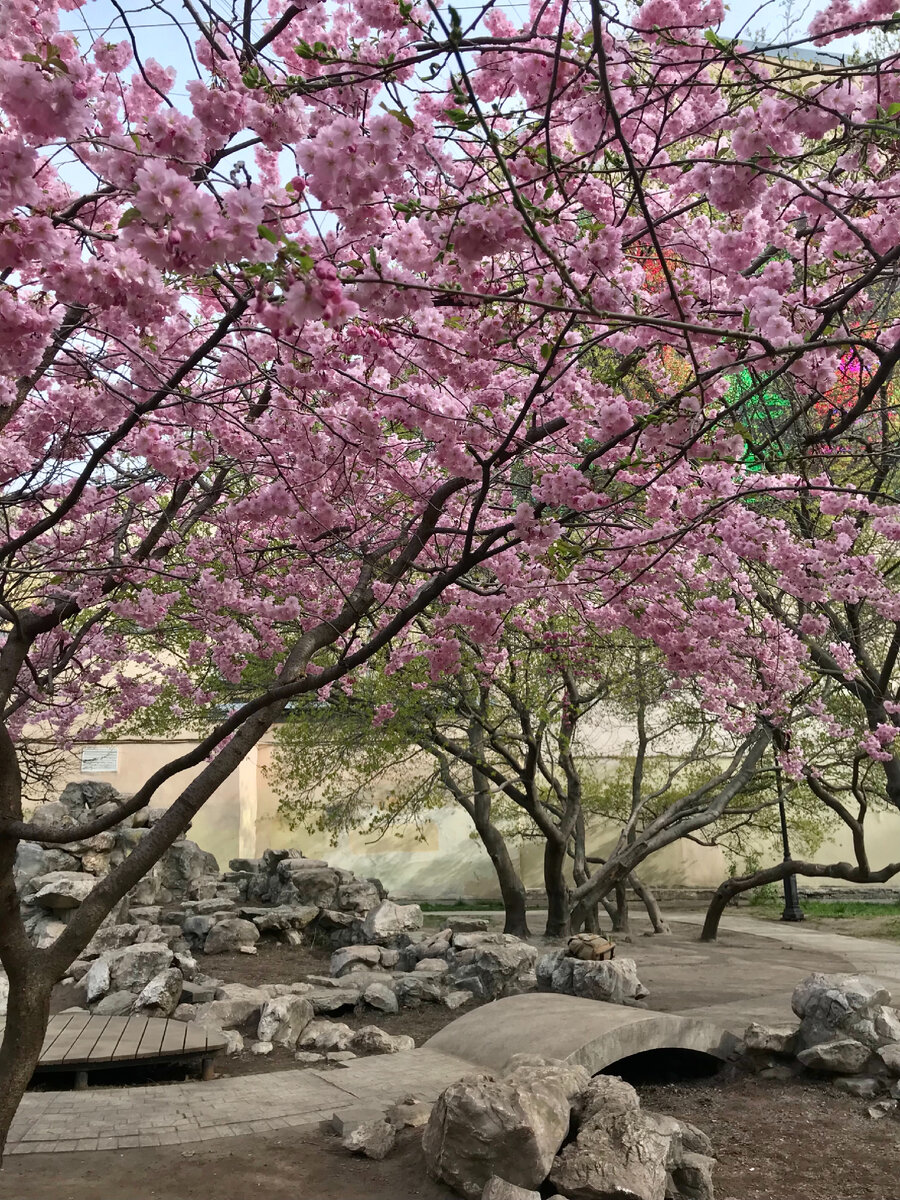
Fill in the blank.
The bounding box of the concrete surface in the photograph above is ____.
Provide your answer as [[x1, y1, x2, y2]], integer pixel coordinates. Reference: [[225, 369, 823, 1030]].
[[425, 992, 737, 1073]]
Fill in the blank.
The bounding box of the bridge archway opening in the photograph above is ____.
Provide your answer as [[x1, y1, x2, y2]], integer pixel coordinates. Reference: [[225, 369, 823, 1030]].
[[600, 1046, 722, 1086]]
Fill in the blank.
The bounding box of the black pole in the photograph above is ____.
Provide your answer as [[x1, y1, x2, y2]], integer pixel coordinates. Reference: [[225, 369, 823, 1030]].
[[777, 766, 804, 922]]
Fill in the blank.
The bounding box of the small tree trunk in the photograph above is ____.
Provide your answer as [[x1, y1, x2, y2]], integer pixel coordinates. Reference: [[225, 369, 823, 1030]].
[[630, 872, 670, 934], [611, 881, 630, 934], [543, 838, 570, 938], [0, 965, 51, 1163], [700, 878, 746, 941], [477, 819, 531, 938]]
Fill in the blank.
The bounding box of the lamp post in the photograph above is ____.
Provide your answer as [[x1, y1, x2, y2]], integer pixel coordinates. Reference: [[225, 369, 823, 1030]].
[[776, 763, 804, 922]]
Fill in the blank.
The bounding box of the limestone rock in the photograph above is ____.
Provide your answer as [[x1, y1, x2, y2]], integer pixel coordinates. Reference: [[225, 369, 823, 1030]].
[[742, 1022, 799, 1056], [876, 1042, 900, 1075], [92, 991, 136, 1015], [250, 1040, 273, 1056], [416, 958, 449, 975], [444, 989, 474, 1010], [445, 938, 538, 1002], [549, 1110, 669, 1200], [133, 968, 183, 1017], [874, 1007, 900, 1046], [387, 1097, 433, 1129], [342, 1118, 396, 1160], [448, 918, 489, 934], [868, 1099, 898, 1119], [833, 1076, 883, 1098], [792, 973, 891, 1050], [576, 1075, 641, 1126], [350, 1025, 412, 1055], [570, 958, 648, 1004], [537, 950, 648, 1005], [671, 1152, 716, 1200], [30, 872, 95, 910], [251, 905, 319, 933], [279, 864, 341, 908], [362, 900, 424, 944], [203, 918, 260, 955], [298, 1019, 354, 1053], [394, 975, 446, 1007], [336, 879, 381, 913], [85, 957, 111, 1003], [331, 945, 382, 977], [502, 1054, 591, 1103], [104, 943, 174, 994], [482, 1178, 541, 1200], [308, 986, 361, 1015], [363, 982, 399, 1013], [14, 843, 80, 886], [257, 995, 315, 1048], [194, 987, 265, 1029], [797, 1038, 871, 1075], [423, 1068, 573, 1198]]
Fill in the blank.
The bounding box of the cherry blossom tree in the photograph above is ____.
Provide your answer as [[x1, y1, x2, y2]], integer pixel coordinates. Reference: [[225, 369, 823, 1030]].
[[2, 0, 900, 1158]]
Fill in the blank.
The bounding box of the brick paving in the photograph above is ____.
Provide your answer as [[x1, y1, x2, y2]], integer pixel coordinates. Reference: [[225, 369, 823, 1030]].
[[6, 1049, 469, 1155]]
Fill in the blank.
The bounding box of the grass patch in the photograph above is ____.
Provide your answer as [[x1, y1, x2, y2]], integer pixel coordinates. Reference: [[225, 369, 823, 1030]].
[[800, 900, 900, 919], [418, 899, 506, 912]]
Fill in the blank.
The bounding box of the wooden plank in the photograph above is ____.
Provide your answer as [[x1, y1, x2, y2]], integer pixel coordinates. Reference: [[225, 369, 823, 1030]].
[[85, 1015, 131, 1063], [135, 1017, 167, 1060], [182, 1023, 211, 1054], [40, 1012, 76, 1057], [111, 1016, 148, 1061], [63, 1015, 112, 1064], [40, 1013, 92, 1065], [159, 1020, 187, 1057]]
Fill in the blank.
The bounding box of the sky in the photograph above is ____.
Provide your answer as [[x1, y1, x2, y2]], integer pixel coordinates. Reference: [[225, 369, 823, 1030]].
[[63, 0, 862, 78]]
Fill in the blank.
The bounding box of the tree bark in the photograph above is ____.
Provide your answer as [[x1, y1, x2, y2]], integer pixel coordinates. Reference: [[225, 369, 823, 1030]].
[[612, 881, 630, 934], [0, 962, 51, 1163], [630, 872, 670, 934], [543, 837, 570, 937], [699, 854, 900, 941], [476, 818, 530, 937]]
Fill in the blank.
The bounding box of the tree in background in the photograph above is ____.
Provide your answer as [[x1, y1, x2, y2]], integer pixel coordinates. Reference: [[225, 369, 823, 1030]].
[[272, 619, 776, 937], [4, 0, 900, 1157]]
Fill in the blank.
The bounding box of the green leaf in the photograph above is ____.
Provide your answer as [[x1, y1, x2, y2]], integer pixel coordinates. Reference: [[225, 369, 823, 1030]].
[[295, 40, 314, 58], [257, 224, 281, 244], [540, 342, 552, 361], [369, 247, 378, 270], [129, 131, 141, 151], [381, 104, 414, 130], [117, 207, 141, 229]]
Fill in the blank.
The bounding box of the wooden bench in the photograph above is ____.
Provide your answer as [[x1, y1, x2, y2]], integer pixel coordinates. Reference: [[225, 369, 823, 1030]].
[[14, 1013, 227, 1090]]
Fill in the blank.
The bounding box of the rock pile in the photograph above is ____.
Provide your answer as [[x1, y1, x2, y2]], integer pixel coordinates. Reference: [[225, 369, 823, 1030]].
[[536, 948, 649, 1005], [421, 1054, 715, 1200], [15, 782, 220, 949], [740, 973, 900, 1114]]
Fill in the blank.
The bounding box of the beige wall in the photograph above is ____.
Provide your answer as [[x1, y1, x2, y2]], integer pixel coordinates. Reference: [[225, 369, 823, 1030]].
[[34, 734, 900, 899]]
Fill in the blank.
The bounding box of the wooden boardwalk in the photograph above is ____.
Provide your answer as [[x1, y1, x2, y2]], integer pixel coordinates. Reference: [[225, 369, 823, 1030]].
[[2, 1013, 227, 1088]]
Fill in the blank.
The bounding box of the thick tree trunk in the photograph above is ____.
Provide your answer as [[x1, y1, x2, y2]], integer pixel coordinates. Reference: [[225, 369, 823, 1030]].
[[0, 965, 51, 1163], [477, 819, 530, 938], [543, 838, 570, 938]]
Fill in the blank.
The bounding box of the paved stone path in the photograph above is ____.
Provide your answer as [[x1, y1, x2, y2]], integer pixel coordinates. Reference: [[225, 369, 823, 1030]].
[[8, 911, 899, 1156], [7, 1049, 470, 1155]]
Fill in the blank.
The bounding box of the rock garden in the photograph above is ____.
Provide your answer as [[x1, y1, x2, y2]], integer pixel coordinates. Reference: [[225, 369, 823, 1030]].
[[9, 783, 649, 1082]]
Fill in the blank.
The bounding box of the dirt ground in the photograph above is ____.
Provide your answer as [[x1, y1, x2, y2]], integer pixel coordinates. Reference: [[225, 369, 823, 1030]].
[[5, 1075, 900, 1200], [639, 1073, 900, 1200]]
